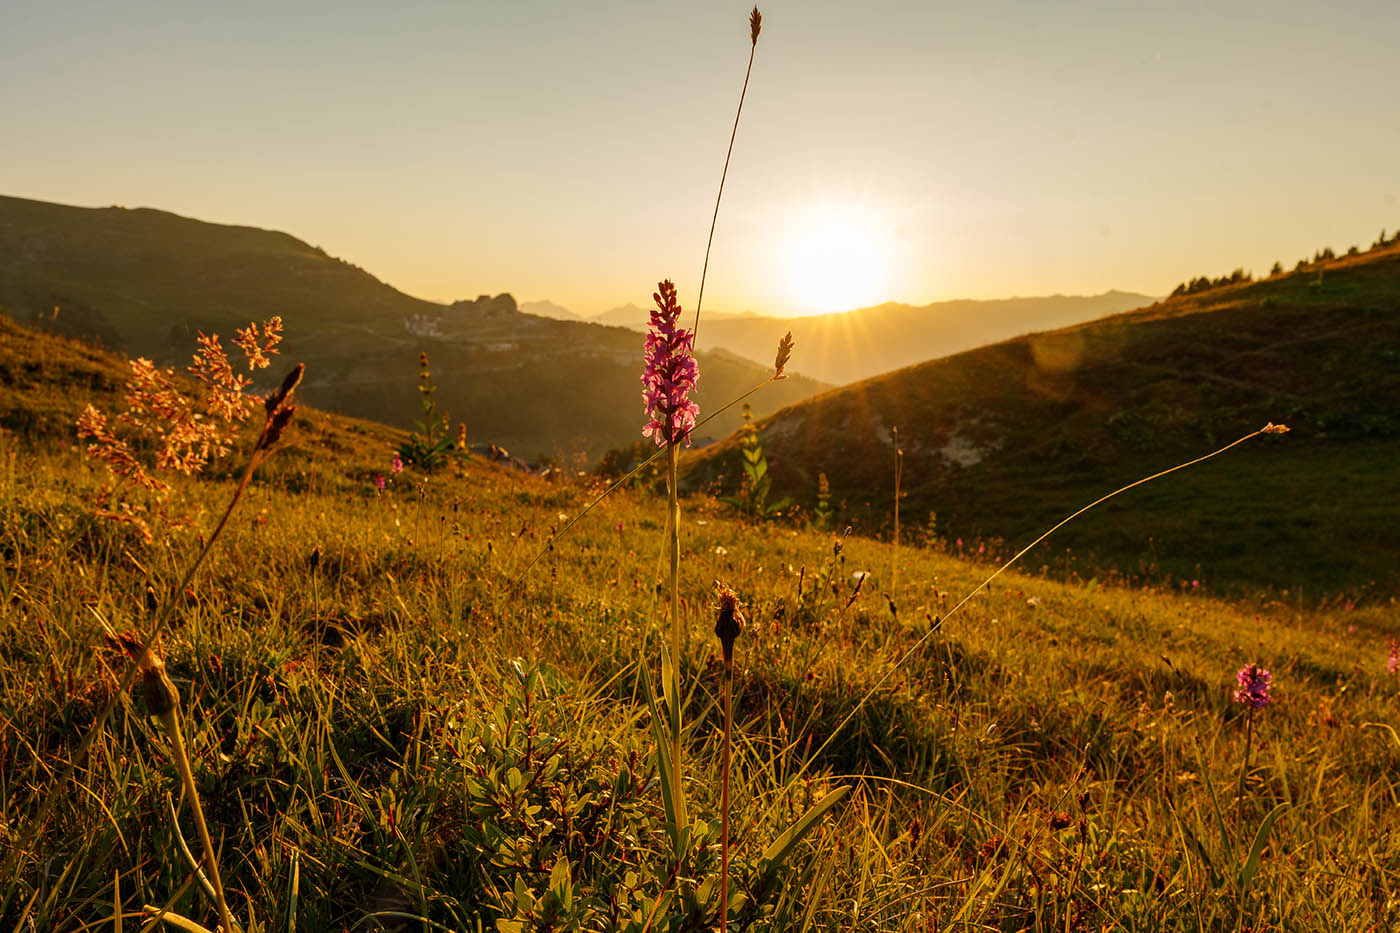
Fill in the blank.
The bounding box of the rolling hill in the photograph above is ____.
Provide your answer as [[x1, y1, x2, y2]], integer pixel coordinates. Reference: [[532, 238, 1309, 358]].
[[683, 243, 1400, 599], [0, 195, 826, 460]]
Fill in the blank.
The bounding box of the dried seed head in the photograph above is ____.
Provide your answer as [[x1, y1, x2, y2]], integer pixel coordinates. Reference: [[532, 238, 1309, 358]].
[[774, 331, 794, 379], [749, 6, 762, 45], [713, 581, 745, 670], [1261, 422, 1290, 435], [265, 362, 305, 414], [261, 405, 296, 449]]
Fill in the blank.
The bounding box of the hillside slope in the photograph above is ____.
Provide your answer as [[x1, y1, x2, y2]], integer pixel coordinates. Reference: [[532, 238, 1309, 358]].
[[683, 245, 1400, 599], [0, 195, 826, 459]]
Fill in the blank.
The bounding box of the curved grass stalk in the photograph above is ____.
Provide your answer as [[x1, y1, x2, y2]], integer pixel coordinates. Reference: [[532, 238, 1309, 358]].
[[780, 424, 1290, 801]]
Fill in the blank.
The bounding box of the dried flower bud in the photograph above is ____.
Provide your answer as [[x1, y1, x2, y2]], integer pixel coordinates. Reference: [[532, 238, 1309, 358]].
[[140, 651, 179, 718], [714, 581, 745, 670], [1261, 422, 1290, 435], [774, 331, 794, 379], [749, 6, 762, 45]]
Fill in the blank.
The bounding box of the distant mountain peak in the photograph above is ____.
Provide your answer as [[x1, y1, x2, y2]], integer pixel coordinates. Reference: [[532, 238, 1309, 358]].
[[449, 293, 518, 316]]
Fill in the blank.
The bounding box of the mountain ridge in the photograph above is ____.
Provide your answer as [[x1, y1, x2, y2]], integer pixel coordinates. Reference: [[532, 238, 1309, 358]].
[[0, 194, 826, 460]]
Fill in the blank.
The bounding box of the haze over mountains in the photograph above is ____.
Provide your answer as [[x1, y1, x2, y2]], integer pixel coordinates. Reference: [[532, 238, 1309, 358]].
[[684, 241, 1400, 597], [520, 292, 1156, 385], [0, 195, 824, 460]]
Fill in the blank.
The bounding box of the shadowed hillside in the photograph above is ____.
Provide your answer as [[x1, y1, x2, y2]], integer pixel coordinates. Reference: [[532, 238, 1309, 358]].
[[684, 243, 1400, 600], [0, 195, 826, 459]]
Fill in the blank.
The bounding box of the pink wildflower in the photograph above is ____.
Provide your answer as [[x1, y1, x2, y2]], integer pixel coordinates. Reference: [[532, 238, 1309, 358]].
[[373, 474, 386, 491], [1388, 639, 1398, 674], [1233, 663, 1272, 710], [391, 454, 404, 475], [641, 279, 699, 447]]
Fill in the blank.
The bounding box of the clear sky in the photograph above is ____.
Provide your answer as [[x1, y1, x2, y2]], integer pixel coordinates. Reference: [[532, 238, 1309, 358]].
[[4, 1, 1398, 317]]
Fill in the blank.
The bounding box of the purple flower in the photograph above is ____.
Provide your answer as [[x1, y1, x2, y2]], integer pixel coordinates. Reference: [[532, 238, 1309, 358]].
[[373, 473, 385, 491], [1388, 639, 1398, 674], [391, 454, 403, 475], [641, 279, 700, 447], [1233, 663, 1272, 709]]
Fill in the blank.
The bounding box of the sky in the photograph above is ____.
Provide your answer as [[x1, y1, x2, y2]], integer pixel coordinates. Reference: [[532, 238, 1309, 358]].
[[3, 0, 1398, 317]]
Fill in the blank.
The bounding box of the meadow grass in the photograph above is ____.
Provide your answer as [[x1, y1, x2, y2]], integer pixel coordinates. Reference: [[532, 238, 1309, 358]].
[[1, 422, 1397, 930], [3, 8, 1397, 930]]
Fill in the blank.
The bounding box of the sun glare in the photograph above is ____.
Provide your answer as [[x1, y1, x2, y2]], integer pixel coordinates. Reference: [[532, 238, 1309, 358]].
[[782, 202, 893, 316]]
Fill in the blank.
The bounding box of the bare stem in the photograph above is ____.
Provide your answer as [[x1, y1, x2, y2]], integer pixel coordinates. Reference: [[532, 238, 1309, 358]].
[[161, 707, 234, 933], [693, 40, 759, 343]]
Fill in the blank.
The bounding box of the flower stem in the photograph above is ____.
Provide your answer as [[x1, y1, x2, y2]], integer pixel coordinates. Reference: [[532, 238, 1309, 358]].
[[1235, 707, 1256, 827], [720, 666, 733, 933], [667, 440, 684, 822]]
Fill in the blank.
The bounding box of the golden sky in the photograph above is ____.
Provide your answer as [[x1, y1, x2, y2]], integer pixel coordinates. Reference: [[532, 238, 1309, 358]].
[[4, 1, 1397, 317]]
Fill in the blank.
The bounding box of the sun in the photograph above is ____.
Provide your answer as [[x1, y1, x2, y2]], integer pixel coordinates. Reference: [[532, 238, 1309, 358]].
[[781, 201, 893, 316]]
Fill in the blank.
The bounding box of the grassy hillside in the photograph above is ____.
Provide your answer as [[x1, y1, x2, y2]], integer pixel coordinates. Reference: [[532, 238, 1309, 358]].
[[0, 195, 826, 459], [1, 317, 1397, 931], [683, 244, 1400, 601]]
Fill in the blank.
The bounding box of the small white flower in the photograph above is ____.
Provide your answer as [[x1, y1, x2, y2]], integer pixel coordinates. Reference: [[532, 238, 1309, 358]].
[[714, 546, 728, 556]]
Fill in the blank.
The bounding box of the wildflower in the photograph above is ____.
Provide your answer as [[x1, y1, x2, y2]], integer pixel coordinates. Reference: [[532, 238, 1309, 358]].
[[1232, 663, 1272, 709], [391, 454, 404, 474], [1388, 639, 1398, 674], [641, 280, 700, 447], [373, 474, 386, 491]]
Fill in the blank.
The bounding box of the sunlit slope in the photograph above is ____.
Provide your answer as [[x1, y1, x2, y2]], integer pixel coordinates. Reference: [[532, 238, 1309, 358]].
[[0, 195, 826, 459], [683, 246, 1400, 598], [695, 291, 1156, 385]]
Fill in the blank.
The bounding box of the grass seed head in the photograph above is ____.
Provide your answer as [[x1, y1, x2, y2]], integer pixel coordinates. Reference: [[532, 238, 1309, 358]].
[[774, 331, 794, 379], [749, 6, 762, 45]]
